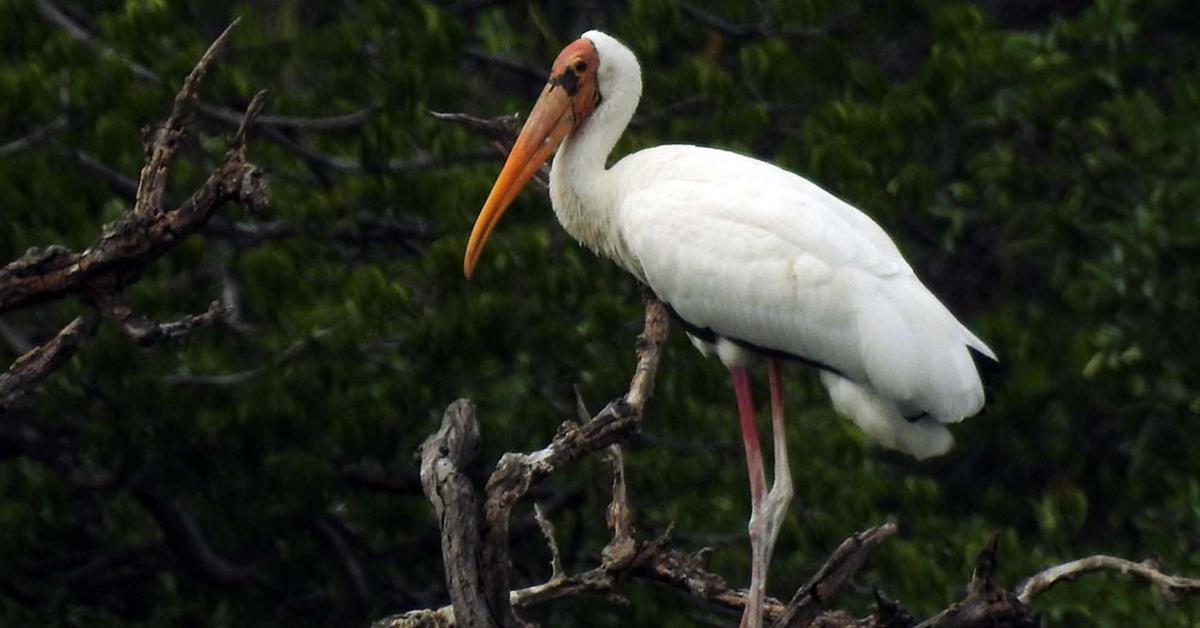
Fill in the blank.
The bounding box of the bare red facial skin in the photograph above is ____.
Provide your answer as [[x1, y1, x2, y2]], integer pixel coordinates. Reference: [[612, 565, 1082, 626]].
[[463, 37, 603, 277], [548, 38, 601, 130]]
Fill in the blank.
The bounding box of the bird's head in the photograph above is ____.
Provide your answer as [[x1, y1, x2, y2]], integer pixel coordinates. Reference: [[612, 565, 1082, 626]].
[[463, 37, 602, 278]]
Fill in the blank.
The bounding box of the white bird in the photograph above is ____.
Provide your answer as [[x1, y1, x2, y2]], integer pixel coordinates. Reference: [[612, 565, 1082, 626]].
[[464, 30, 995, 628]]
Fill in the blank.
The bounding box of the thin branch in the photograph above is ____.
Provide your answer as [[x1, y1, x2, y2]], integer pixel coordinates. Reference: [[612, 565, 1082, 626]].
[[35, 0, 159, 82], [314, 514, 371, 609], [197, 102, 381, 131], [678, 2, 854, 39], [466, 48, 547, 83], [131, 484, 256, 585], [0, 116, 68, 157], [62, 147, 140, 200], [89, 292, 229, 347], [37, 0, 376, 133], [1016, 555, 1200, 604], [255, 123, 495, 175], [532, 503, 564, 582], [160, 328, 332, 386], [0, 316, 91, 412]]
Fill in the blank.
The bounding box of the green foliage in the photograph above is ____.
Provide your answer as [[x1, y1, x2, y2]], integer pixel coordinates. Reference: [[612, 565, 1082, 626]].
[[2, 1, 1199, 626]]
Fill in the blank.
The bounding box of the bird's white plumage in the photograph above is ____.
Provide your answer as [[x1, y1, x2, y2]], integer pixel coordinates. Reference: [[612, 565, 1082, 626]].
[[548, 31, 994, 457]]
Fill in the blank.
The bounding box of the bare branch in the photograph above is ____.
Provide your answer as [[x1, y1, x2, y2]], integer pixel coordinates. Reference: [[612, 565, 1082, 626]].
[[254, 123, 495, 175], [465, 48, 547, 83], [772, 522, 898, 627], [601, 444, 636, 569], [133, 18, 240, 218], [314, 514, 371, 609], [916, 535, 1038, 628], [35, 0, 159, 82], [37, 1, 375, 133], [0, 316, 90, 412], [0, 116, 68, 157], [1016, 555, 1200, 604], [428, 110, 547, 188], [0, 27, 266, 316], [678, 2, 854, 39], [89, 292, 229, 347], [131, 484, 256, 585], [62, 148, 140, 200], [160, 328, 331, 386], [418, 399, 505, 628], [533, 503, 564, 582], [197, 102, 381, 131]]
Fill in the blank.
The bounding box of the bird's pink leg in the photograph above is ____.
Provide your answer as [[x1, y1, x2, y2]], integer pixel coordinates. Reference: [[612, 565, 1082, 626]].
[[730, 365, 767, 628], [760, 358, 795, 590]]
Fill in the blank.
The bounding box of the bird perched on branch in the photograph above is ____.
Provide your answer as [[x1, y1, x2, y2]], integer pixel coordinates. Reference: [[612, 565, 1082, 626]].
[[464, 30, 995, 628]]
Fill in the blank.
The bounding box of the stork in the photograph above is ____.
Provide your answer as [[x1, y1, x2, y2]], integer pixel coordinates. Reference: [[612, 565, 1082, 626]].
[[463, 31, 995, 627]]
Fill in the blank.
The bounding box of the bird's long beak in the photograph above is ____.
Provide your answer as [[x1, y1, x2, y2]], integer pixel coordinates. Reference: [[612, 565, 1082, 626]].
[[464, 83, 576, 278]]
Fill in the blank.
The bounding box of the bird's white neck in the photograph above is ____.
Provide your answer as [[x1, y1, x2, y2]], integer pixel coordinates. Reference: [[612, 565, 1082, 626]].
[[549, 32, 642, 272]]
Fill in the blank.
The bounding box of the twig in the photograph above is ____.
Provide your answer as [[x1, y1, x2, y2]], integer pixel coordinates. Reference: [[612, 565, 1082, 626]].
[[601, 444, 636, 569], [428, 110, 548, 188], [532, 503, 564, 582], [0, 317, 91, 412], [1016, 555, 1200, 604]]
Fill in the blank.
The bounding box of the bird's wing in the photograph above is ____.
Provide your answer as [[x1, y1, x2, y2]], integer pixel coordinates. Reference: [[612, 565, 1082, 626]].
[[615, 152, 990, 422]]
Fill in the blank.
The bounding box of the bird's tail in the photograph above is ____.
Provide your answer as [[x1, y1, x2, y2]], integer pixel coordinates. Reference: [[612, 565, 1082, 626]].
[[819, 372, 954, 460]]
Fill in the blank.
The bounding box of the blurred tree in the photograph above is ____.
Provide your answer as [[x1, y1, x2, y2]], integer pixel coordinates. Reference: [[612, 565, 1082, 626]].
[[1, 0, 1199, 626]]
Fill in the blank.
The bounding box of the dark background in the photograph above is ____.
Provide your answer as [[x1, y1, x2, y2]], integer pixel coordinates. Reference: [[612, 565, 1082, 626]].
[[2, 0, 1199, 626]]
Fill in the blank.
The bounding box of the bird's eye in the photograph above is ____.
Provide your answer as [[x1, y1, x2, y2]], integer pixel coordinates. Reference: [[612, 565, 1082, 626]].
[[573, 60, 588, 73]]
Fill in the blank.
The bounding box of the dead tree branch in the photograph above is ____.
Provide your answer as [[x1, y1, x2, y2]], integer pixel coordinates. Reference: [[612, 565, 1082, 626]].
[[773, 523, 899, 627], [0, 317, 91, 412], [0, 33, 266, 315], [89, 292, 230, 347], [1016, 554, 1200, 604], [915, 535, 1039, 628], [379, 286, 1200, 626], [0, 21, 267, 420], [418, 399, 506, 628]]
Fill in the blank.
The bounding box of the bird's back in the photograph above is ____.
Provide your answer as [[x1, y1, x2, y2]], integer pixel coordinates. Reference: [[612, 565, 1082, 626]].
[[607, 145, 994, 455]]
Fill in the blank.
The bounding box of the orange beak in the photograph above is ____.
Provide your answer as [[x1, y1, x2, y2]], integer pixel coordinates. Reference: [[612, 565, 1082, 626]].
[[463, 83, 576, 278]]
